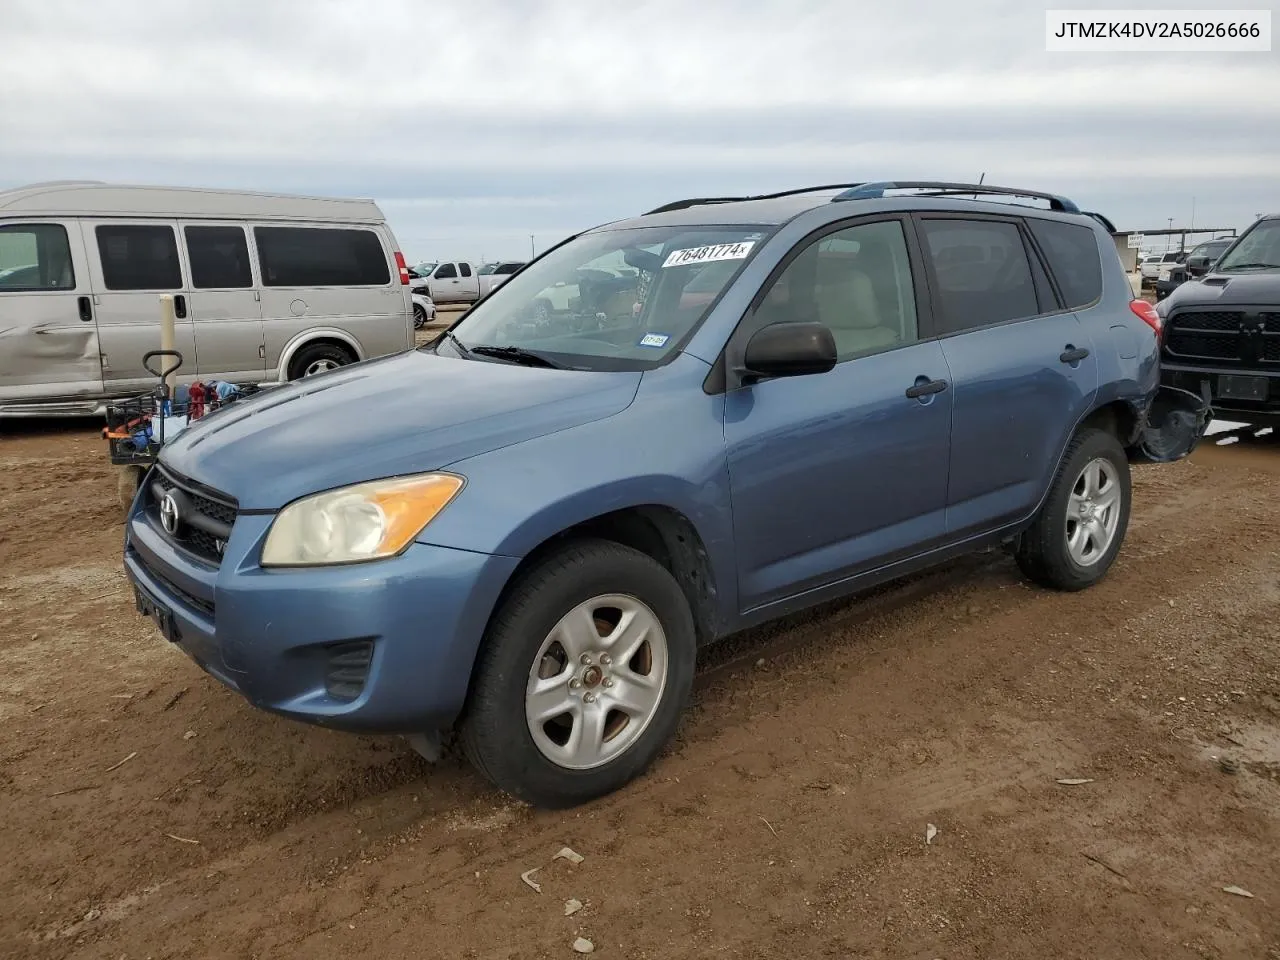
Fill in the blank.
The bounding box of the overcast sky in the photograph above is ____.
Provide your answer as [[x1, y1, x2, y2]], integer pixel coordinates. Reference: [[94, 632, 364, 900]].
[[2, 0, 1278, 261]]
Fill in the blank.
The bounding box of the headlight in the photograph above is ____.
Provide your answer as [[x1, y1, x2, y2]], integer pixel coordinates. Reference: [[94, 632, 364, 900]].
[[261, 473, 464, 567]]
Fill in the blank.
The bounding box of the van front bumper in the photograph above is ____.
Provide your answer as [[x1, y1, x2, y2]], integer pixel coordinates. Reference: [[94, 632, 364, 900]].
[[123, 501, 519, 734]]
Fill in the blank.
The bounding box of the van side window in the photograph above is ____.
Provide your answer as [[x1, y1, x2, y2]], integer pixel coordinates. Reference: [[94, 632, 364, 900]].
[[185, 226, 252, 289], [253, 227, 391, 287], [918, 219, 1039, 333], [95, 225, 182, 291], [435, 263, 457, 279], [0, 223, 75, 291], [1027, 219, 1103, 309], [459, 262, 473, 278]]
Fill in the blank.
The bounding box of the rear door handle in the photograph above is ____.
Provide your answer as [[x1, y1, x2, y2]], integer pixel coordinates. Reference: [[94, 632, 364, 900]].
[[77, 296, 93, 322], [905, 377, 948, 399], [1060, 345, 1090, 364], [174, 294, 188, 319]]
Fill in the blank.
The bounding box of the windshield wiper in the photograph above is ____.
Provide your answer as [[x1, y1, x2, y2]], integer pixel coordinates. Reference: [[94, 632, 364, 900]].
[[1220, 262, 1280, 271], [468, 345, 564, 369]]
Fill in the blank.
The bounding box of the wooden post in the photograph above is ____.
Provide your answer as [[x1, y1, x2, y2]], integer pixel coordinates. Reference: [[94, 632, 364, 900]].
[[158, 294, 177, 395]]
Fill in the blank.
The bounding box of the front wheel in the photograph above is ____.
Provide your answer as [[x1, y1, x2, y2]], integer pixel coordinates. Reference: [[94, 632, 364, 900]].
[[1016, 427, 1131, 591], [460, 539, 696, 808], [413, 304, 428, 329]]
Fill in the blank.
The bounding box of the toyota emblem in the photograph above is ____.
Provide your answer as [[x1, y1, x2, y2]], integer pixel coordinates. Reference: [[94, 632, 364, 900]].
[[159, 492, 181, 535]]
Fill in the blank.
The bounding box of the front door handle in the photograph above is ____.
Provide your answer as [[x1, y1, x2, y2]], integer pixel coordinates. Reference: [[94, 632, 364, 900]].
[[174, 294, 187, 319], [77, 296, 93, 322], [905, 377, 948, 399], [1060, 345, 1090, 364]]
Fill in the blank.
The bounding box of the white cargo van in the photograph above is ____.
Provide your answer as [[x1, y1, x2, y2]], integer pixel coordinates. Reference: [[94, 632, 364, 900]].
[[0, 181, 414, 417]]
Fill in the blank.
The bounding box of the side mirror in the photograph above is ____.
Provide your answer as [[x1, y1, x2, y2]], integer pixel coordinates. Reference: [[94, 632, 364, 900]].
[[742, 321, 837, 379]]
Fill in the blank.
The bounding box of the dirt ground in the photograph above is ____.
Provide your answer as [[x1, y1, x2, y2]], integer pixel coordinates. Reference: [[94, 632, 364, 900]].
[[2, 411, 1279, 960]]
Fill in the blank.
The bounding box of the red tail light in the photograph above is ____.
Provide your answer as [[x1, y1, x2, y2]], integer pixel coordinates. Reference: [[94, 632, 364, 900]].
[[394, 251, 410, 285], [1130, 298, 1161, 336]]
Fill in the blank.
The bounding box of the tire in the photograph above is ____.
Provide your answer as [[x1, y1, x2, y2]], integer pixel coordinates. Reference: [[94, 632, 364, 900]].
[[413, 304, 427, 329], [1016, 427, 1131, 591], [287, 342, 353, 381], [460, 538, 697, 808]]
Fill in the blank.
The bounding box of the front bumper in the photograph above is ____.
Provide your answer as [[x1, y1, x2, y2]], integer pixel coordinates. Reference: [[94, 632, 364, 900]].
[[1161, 364, 1280, 426], [123, 489, 519, 734]]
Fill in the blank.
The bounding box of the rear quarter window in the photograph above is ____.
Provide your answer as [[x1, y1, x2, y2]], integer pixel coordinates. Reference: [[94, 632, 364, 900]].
[[254, 227, 391, 287], [1028, 219, 1103, 309]]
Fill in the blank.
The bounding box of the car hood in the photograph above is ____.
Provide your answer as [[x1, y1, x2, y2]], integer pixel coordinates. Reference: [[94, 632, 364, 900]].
[[158, 350, 642, 510], [1160, 271, 1280, 311]]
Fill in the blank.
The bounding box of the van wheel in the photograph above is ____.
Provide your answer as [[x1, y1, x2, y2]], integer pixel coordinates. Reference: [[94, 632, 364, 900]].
[[288, 343, 353, 380], [461, 539, 696, 808], [1015, 428, 1131, 591]]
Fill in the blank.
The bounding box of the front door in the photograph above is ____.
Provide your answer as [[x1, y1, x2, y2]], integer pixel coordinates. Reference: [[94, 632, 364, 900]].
[[913, 215, 1100, 536], [82, 220, 198, 394], [723, 218, 953, 612], [0, 219, 103, 403], [180, 223, 266, 382]]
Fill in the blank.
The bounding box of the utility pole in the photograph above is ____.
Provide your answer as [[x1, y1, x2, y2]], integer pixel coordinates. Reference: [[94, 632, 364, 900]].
[[1166, 218, 1174, 253], [530, 234, 535, 259]]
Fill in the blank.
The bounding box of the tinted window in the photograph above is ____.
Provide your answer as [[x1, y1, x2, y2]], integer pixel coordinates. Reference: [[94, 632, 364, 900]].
[[756, 220, 918, 361], [498, 262, 523, 274], [254, 227, 390, 286], [185, 226, 252, 289], [0, 223, 75, 291], [920, 219, 1038, 333], [459, 262, 473, 278], [1028, 219, 1102, 309], [95, 225, 182, 291], [435, 263, 457, 279]]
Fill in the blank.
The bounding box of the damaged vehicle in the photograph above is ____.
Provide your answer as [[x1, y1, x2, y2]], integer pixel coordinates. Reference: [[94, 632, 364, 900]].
[[0, 181, 414, 418], [1158, 212, 1280, 426], [122, 181, 1207, 809]]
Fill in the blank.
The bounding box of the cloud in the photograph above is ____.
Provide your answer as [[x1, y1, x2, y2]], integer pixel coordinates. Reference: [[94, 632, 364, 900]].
[[2, 0, 1277, 259]]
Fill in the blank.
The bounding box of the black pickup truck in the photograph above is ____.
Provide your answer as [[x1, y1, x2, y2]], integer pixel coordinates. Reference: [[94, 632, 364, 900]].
[[1154, 237, 1235, 301], [1157, 214, 1280, 426]]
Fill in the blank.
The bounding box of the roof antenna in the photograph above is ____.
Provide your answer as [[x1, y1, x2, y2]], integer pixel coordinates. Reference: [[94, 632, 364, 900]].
[[974, 172, 985, 200]]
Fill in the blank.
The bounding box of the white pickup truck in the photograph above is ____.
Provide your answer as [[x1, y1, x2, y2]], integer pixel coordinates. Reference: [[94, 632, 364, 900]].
[[413, 260, 525, 304]]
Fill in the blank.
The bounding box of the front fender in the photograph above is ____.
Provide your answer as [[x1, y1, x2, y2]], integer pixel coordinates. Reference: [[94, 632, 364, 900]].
[[416, 362, 740, 628]]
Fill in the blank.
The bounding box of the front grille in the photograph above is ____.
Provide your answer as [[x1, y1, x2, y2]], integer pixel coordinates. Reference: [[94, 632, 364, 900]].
[[149, 469, 238, 566], [1174, 311, 1243, 332], [1164, 329, 1238, 361], [1265, 337, 1280, 363], [325, 641, 374, 701]]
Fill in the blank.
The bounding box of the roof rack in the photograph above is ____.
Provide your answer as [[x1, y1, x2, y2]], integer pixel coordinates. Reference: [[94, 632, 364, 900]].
[[832, 181, 1081, 214], [643, 183, 867, 216]]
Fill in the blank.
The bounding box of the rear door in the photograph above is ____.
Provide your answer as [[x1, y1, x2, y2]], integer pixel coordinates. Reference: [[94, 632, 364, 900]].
[[457, 261, 480, 300], [180, 223, 266, 382], [914, 214, 1099, 537], [0, 220, 102, 402], [83, 220, 198, 394]]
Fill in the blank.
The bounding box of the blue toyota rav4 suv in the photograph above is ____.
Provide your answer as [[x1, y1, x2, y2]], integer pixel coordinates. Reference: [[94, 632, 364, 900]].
[[124, 181, 1207, 808]]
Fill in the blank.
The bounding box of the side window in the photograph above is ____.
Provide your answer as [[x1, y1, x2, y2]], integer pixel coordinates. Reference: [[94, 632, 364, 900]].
[[755, 219, 919, 361], [95, 224, 182, 291], [184, 226, 252, 289], [459, 262, 473, 278], [919, 219, 1038, 333], [499, 262, 521, 274], [253, 227, 391, 286], [435, 263, 457, 279], [0, 223, 75, 291], [1028, 220, 1102, 309]]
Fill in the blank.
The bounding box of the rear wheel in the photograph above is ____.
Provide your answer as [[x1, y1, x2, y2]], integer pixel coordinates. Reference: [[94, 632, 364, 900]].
[[461, 539, 696, 808], [287, 342, 354, 380], [1016, 428, 1131, 591]]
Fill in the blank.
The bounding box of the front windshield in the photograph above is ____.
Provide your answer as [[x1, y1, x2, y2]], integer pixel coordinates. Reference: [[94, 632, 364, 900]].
[[1216, 220, 1280, 272], [436, 224, 770, 370]]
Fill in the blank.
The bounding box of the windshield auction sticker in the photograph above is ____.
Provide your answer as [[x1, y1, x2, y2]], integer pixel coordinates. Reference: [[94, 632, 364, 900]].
[[662, 241, 756, 268]]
